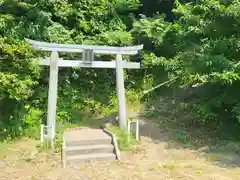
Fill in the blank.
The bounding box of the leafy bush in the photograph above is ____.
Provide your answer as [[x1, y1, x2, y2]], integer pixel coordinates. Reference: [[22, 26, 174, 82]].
[[22, 106, 43, 138], [0, 37, 40, 139], [0, 0, 141, 140], [131, 0, 240, 133], [2, 0, 240, 142]]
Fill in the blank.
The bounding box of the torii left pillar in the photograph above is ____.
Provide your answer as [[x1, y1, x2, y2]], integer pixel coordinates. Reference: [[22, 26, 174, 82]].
[[47, 51, 59, 146]]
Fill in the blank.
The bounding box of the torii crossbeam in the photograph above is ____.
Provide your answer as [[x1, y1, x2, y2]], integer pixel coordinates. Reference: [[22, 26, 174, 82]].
[[26, 38, 143, 147]]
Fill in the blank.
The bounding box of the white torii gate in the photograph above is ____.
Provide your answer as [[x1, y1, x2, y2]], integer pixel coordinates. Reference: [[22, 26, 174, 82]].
[[26, 38, 143, 146]]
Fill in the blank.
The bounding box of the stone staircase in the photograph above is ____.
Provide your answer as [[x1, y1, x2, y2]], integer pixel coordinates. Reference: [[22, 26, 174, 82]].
[[62, 128, 119, 167]]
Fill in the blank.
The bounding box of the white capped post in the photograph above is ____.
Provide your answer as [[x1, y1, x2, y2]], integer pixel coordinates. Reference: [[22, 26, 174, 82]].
[[116, 54, 127, 130], [47, 51, 59, 146]]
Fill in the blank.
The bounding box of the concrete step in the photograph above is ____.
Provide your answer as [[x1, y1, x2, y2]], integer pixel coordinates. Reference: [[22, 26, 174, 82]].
[[65, 144, 114, 155], [64, 129, 112, 146], [62, 128, 119, 167], [65, 138, 112, 147], [66, 153, 116, 164]]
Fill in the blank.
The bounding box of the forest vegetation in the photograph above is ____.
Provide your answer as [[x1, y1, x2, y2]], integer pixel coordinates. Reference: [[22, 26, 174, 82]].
[[1, 0, 240, 142]]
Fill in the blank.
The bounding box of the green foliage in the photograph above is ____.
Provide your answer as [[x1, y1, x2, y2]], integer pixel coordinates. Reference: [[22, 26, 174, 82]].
[[22, 111, 42, 139], [191, 103, 218, 124], [2, 0, 240, 141], [85, 30, 133, 46], [0, 0, 141, 140], [0, 106, 43, 140], [131, 17, 170, 48], [0, 38, 40, 100], [174, 130, 190, 145], [131, 0, 240, 130], [0, 36, 40, 139], [233, 103, 240, 123]]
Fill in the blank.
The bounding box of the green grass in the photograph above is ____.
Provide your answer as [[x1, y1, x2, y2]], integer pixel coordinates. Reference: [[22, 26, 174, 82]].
[[37, 122, 81, 153], [0, 140, 11, 159], [37, 122, 139, 153], [162, 163, 176, 170], [106, 125, 138, 151], [173, 130, 190, 145]]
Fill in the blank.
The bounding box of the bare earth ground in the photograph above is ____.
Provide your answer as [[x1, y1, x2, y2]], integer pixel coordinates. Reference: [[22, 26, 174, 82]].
[[1, 119, 240, 180]]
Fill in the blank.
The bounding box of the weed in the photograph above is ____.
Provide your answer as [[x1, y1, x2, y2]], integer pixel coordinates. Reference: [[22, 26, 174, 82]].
[[106, 125, 138, 151], [207, 156, 217, 162], [195, 169, 202, 176], [162, 163, 176, 170], [36, 123, 81, 153], [143, 107, 156, 118], [174, 130, 190, 145], [184, 164, 193, 168], [0, 140, 10, 159], [132, 146, 147, 154], [37, 140, 52, 152], [80, 165, 88, 171], [224, 141, 240, 154]]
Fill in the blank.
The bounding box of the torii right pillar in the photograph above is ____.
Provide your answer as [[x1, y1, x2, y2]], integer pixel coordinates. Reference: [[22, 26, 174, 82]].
[[116, 54, 127, 130]]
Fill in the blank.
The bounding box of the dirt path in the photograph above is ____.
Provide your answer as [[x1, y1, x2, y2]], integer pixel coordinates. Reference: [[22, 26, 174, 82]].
[[1, 120, 240, 180]]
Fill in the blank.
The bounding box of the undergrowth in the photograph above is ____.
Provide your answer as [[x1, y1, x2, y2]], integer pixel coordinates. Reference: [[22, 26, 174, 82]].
[[37, 123, 81, 153], [106, 125, 139, 151], [143, 90, 240, 155]]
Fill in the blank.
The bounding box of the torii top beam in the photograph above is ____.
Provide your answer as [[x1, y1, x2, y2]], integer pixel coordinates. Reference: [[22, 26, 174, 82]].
[[25, 39, 143, 55]]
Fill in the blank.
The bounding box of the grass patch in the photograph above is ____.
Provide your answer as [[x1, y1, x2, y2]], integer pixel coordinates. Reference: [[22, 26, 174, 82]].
[[200, 140, 240, 156], [183, 164, 193, 168], [214, 141, 240, 155], [195, 169, 202, 176], [37, 123, 81, 153], [55, 123, 81, 152], [173, 130, 190, 145], [106, 125, 138, 151], [0, 140, 11, 159], [162, 163, 176, 170]]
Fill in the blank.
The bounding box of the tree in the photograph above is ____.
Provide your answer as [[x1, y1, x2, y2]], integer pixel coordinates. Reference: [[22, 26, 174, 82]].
[[0, 0, 140, 138], [132, 0, 240, 133]]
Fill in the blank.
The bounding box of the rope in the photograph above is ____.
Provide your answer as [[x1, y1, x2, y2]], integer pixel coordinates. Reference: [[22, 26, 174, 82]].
[[143, 76, 179, 95]]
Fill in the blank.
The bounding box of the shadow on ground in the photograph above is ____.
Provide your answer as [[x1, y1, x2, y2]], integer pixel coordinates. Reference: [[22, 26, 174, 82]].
[[134, 94, 240, 168]]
